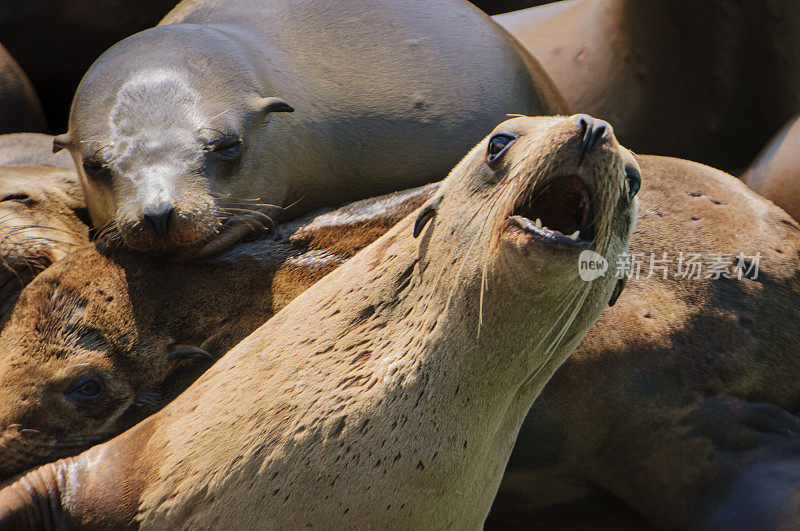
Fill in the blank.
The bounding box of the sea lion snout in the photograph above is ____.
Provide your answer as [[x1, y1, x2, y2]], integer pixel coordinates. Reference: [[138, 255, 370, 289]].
[[574, 114, 612, 160], [141, 202, 175, 238]]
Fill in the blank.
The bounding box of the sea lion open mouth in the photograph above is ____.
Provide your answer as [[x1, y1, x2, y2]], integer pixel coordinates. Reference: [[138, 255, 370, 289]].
[[509, 174, 594, 248]]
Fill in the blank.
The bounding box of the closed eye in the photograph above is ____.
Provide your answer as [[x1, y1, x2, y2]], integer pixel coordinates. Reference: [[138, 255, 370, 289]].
[[82, 158, 107, 177], [205, 137, 243, 160]]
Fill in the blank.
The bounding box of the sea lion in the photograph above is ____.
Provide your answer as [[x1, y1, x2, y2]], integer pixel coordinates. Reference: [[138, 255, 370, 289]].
[[0, 134, 89, 320], [0, 0, 180, 133], [494, 0, 800, 172], [0, 114, 638, 528], [0, 43, 46, 134], [0, 183, 434, 480], [54, 0, 568, 255], [743, 115, 800, 223], [489, 156, 800, 528]]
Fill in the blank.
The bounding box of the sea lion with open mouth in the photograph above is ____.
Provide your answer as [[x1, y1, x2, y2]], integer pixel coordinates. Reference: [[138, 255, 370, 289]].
[[54, 0, 568, 257], [0, 114, 638, 527], [490, 156, 800, 528]]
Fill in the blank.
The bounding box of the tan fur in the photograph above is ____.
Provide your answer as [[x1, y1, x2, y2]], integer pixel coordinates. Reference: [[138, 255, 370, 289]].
[[0, 135, 89, 321], [60, 0, 568, 254], [490, 156, 800, 528], [743, 115, 800, 222], [0, 115, 636, 528], [0, 185, 433, 480], [494, 0, 800, 172]]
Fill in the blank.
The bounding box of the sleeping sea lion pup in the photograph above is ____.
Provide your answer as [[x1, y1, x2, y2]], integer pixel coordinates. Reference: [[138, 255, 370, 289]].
[[0, 184, 434, 480], [0, 114, 638, 528], [54, 0, 568, 256], [0, 134, 89, 319]]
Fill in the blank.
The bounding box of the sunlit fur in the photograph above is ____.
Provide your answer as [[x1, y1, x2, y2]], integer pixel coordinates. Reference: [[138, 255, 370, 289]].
[[0, 186, 432, 481], [0, 115, 637, 528]]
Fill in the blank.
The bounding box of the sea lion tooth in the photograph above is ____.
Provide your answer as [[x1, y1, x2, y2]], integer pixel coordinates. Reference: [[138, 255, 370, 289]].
[[534, 218, 542, 228], [568, 230, 580, 240]]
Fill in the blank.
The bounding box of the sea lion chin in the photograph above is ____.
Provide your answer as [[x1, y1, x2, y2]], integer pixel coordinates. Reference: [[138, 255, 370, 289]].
[[0, 114, 637, 527]]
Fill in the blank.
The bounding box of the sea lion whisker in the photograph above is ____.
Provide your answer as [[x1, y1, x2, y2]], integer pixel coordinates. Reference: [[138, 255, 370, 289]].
[[219, 207, 276, 225], [215, 202, 285, 209], [210, 194, 263, 202]]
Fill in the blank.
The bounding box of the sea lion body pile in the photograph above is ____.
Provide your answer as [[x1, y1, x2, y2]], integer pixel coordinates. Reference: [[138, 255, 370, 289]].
[[1, 0, 800, 528], [0, 114, 638, 527]]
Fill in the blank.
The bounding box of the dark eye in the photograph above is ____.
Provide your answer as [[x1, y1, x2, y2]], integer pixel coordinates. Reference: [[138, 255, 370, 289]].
[[207, 137, 243, 160], [487, 134, 516, 163], [66, 376, 104, 404], [625, 166, 641, 201], [82, 158, 106, 177], [0, 193, 32, 205]]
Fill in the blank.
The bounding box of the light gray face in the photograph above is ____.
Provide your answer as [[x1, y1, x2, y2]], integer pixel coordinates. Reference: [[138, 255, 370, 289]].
[[56, 26, 294, 253]]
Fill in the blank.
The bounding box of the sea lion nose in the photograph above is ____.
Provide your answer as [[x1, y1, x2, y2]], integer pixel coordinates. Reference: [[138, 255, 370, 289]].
[[142, 204, 175, 238], [574, 114, 612, 157]]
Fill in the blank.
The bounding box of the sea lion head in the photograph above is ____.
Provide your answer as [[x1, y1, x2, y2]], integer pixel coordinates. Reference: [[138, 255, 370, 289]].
[[53, 25, 294, 255], [0, 248, 212, 480], [0, 165, 89, 319], [414, 114, 638, 384]]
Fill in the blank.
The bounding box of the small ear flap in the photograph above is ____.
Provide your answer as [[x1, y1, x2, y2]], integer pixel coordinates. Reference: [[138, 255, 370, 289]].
[[52, 133, 69, 153], [413, 195, 443, 239], [259, 96, 294, 114], [608, 276, 627, 307]]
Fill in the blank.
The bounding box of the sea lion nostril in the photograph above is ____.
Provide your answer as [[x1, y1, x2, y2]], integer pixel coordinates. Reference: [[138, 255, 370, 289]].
[[576, 115, 611, 159], [142, 205, 175, 238]]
